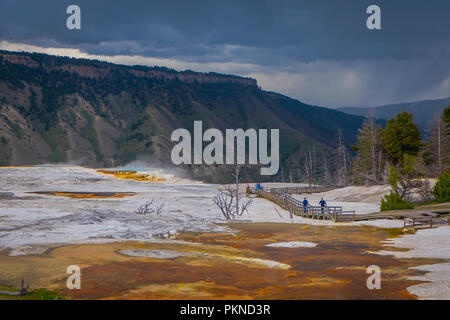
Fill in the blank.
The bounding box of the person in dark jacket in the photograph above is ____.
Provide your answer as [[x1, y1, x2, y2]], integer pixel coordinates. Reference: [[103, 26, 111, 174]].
[[319, 198, 327, 214], [302, 197, 309, 213]]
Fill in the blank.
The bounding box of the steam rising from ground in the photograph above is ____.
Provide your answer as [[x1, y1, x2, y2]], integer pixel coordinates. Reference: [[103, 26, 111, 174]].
[[0, 165, 220, 254], [0, 165, 407, 255]]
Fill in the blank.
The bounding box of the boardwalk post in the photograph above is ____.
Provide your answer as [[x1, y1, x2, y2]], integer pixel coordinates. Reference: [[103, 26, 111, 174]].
[[430, 217, 433, 228]]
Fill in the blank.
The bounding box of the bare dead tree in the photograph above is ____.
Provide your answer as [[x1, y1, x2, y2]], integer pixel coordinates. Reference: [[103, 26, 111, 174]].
[[391, 158, 426, 202], [417, 179, 434, 203], [136, 199, 154, 214], [155, 203, 165, 215], [303, 148, 314, 187], [136, 198, 165, 215], [297, 167, 303, 185], [428, 112, 448, 176], [336, 128, 348, 186], [313, 145, 317, 188], [366, 111, 379, 181], [213, 185, 253, 220], [213, 187, 235, 220], [232, 166, 241, 218], [321, 154, 333, 186], [213, 167, 253, 220], [304, 159, 311, 187]]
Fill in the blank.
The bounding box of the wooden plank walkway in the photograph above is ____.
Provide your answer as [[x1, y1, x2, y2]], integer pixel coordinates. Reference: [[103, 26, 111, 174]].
[[248, 186, 332, 195], [248, 187, 450, 227], [249, 188, 351, 222]]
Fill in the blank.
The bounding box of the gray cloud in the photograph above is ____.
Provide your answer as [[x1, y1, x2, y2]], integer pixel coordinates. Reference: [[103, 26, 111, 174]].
[[0, 0, 449, 106]]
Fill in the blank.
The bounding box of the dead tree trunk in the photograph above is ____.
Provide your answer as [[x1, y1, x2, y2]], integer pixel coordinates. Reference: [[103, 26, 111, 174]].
[[304, 149, 313, 188], [233, 166, 240, 218], [337, 128, 348, 186]]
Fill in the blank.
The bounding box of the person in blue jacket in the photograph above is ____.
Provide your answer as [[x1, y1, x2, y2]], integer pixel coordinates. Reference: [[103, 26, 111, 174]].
[[319, 198, 327, 213], [302, 197, 309, 213]]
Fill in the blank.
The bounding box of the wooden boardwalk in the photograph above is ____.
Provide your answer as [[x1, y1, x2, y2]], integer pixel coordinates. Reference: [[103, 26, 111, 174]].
[[248, 187, 450, 227], [249, 187, 354, 222], [248, 186, 331, 195]]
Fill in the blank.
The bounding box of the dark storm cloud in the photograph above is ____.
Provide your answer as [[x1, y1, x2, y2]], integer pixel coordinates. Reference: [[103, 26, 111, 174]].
[[0, 0, 449, 106]]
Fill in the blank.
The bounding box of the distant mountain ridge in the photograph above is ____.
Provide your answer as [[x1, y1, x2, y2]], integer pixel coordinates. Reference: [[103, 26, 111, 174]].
[[338, 98, 450, 130], [0, 50, 366, 182], [0, 51, 257, 86]]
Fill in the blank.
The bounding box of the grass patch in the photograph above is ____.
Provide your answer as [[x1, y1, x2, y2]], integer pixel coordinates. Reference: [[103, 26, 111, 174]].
[[0, 284, 65, 300]]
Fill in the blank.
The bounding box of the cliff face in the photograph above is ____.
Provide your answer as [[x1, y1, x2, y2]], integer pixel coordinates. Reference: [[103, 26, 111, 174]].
[[0, 50, 365, 182], [0, 51, 257, 86]]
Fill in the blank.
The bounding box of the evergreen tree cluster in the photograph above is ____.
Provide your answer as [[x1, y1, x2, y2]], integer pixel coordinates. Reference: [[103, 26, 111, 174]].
[[351, 107, 450, 209]]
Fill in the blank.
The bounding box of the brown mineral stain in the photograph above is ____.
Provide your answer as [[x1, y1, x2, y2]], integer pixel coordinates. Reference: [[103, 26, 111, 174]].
[[0, 223, 445, 300]]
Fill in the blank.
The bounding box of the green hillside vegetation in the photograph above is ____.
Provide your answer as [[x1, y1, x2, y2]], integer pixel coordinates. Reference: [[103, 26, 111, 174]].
[[0, 50, 366, 183]]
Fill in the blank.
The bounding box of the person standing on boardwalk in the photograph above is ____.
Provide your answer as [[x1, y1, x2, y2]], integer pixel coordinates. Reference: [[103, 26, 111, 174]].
[[319, 198, 327, 214], [302, 197, 309, 213]]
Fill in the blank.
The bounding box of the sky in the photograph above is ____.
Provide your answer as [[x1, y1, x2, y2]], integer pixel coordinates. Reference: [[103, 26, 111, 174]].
[[0, 0, 449, 107]]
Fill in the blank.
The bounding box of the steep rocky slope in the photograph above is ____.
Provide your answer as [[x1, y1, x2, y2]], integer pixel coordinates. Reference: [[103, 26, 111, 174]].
[[0, 50, 366, 182]]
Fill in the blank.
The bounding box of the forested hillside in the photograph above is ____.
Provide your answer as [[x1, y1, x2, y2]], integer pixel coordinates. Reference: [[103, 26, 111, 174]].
[[0, 50, 366, 182]]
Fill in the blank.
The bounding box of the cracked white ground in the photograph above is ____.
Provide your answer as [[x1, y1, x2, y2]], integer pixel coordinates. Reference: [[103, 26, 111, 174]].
[[0, 165, 449, 299]]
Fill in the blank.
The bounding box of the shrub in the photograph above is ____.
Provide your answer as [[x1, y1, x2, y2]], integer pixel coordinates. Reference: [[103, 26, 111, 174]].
[[380, 192, 414, 211], [432, 171, 450, 202]]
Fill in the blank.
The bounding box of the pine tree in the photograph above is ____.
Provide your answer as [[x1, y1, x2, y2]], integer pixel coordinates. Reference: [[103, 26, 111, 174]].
[[443, 106, 450, 125], [351, 116, 385, 184], [381, 111, 422, 166]]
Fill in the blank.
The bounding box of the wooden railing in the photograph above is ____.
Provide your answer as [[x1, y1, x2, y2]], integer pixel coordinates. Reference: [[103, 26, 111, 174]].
[[254, 189, 354, 221], [248, 186, 330, 195], [248, 186, 447, 226], [404, 217, 433, 230]]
